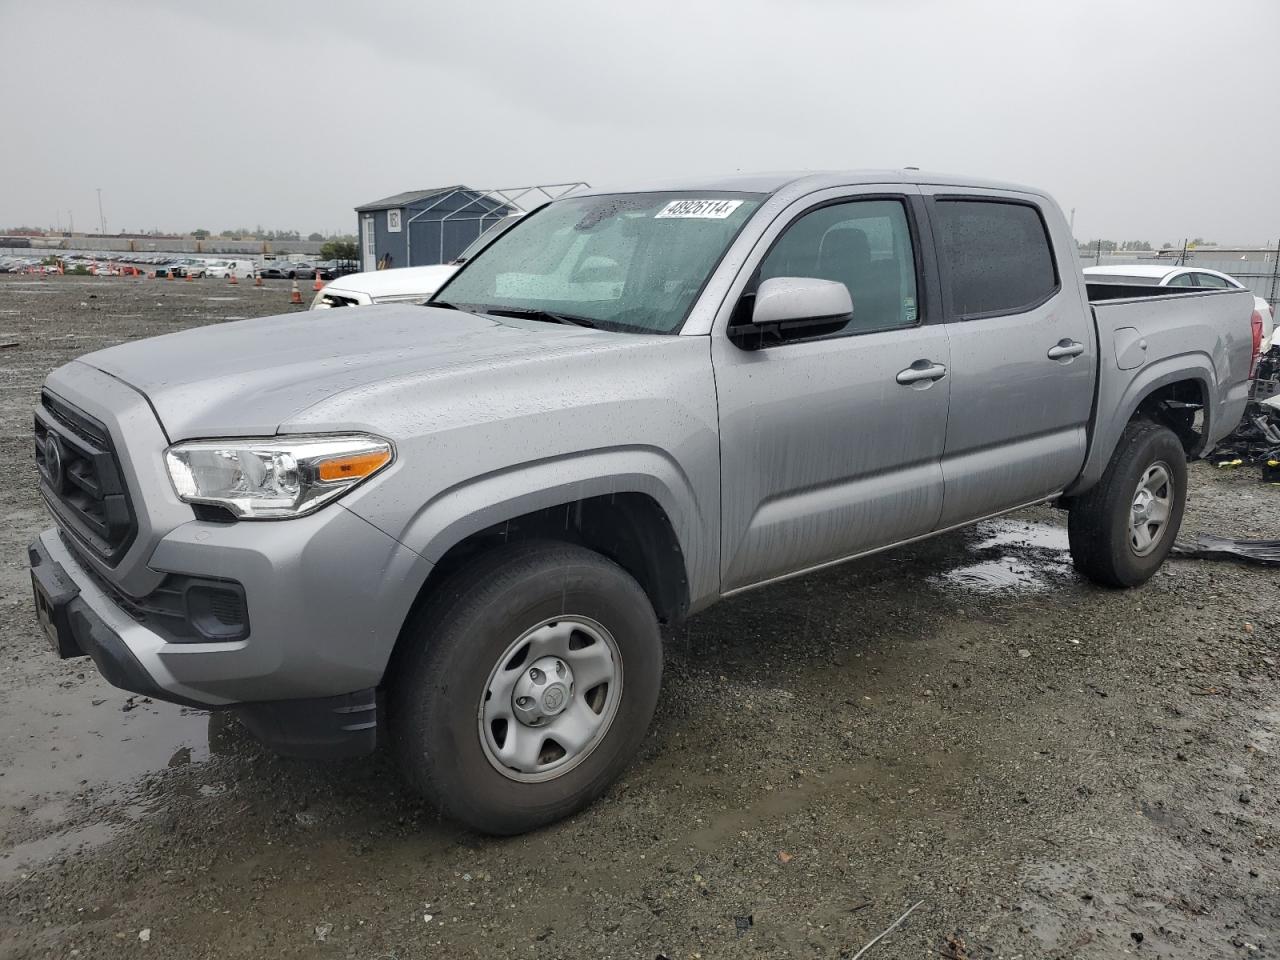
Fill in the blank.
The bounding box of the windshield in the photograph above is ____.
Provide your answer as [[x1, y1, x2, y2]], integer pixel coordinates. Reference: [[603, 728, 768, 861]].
[[453, 214, 523, 263], [433, 192, 761, 334]]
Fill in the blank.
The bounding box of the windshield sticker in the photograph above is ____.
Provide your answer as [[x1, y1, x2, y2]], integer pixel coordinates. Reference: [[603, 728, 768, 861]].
[[655, 199, 744, 220]]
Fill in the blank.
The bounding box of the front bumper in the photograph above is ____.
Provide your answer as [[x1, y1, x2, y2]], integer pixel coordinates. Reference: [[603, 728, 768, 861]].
[[28, 505, 432, 757], [31, 362, 433, 758]]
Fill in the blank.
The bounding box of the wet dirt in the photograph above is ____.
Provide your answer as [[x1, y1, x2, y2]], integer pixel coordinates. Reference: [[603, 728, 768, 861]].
[[1, 275, 1278, 958]]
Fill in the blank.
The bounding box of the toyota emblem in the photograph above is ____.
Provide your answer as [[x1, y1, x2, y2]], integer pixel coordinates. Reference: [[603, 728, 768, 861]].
[[42, 434, 64, 489], [542, 685, 566, 713]]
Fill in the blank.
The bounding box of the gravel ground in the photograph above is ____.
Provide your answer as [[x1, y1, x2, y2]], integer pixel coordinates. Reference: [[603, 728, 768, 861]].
[[0, 274, 1277, 959]]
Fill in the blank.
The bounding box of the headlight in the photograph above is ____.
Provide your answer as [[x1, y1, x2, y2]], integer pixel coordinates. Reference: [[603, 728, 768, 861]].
[[310, 289, 329, 309], [165, 435, 393, 519]]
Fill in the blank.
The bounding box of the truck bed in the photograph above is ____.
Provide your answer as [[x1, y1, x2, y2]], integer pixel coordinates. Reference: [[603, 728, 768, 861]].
[[1085, 280, 1224, 303], [1067, 283, 1255, 495]]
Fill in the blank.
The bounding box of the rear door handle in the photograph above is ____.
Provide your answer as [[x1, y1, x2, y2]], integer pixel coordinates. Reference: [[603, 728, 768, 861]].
[[896, 361, 947, 385], [1047, 339, 1085, 361]]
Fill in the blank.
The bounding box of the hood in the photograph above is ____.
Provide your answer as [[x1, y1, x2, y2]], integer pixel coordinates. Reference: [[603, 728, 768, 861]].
[[76, 304, 627, 439], [324, 264, 457, 300]]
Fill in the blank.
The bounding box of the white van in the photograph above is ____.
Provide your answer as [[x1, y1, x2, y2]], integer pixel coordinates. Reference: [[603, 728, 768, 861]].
[[204, 259, 257, 279]]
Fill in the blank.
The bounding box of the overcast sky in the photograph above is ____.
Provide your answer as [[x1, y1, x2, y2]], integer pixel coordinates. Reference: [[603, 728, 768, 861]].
[[3, 0, 1277, 244]]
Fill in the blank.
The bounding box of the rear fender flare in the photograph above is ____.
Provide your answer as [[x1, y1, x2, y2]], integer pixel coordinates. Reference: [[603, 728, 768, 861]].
[[1066, 352, 1215, 496]]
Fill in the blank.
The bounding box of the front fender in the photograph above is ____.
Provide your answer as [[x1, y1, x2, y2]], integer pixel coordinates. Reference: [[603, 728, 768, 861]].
[[359, 445, 719, 611]]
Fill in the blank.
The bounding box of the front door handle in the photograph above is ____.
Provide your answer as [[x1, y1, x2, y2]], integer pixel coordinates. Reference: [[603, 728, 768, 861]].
[[896, 361, 948, 385], [1047, 339, 1085, 361]]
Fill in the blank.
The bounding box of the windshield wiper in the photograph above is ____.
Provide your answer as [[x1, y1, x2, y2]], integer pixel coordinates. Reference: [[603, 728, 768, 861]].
[[429, 301, 490, 314], [483, 306, 597, 329]]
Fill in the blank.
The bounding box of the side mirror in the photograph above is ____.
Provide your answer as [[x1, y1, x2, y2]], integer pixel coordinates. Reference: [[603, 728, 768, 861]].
[[752, 276, 852, 326]]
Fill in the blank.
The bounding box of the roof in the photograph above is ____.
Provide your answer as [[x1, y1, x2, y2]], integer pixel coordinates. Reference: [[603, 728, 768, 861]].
[[1085, 265, 1255, 294], [1085, 264, 1181, 279], [355, 185, 473, 212], [1082, 264, 1245, 282], [581, 169, 1046, 199]]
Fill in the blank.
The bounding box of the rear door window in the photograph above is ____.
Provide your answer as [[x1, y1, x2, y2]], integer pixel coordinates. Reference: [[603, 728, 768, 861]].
[[1193, 272, 1230, 288], [932, 199, 1058, 318], [1167, 273, 1195, 287]]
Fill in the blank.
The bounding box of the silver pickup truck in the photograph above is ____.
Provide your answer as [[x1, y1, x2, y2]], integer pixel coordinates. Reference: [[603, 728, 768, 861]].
[[28, 171, 1261, 834]]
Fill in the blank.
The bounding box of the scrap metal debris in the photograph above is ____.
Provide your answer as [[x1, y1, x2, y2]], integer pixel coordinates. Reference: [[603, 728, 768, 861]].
[[1173, 535, 1280, 566], [1209, 353, 1280, 477]]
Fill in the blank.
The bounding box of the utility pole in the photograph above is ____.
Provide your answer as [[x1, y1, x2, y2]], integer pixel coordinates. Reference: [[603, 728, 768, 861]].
[[96, 188, 106, 235]]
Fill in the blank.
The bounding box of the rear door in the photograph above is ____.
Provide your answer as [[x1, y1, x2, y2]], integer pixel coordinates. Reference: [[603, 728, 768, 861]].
[[921, 189, 1094, 527], [711, 187, 952, 591]]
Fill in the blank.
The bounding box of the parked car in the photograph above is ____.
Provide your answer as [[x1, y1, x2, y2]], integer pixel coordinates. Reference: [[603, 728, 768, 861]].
[[1085, 263, 1275, 352], [310, 216, 521, 309], [310, 259, 358, 281], [259, 260, 315, 280], [28, 171, 1261, 836], [310, 264, 458, 308]]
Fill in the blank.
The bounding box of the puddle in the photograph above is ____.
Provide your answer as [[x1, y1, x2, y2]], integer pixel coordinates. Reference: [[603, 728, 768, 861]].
[[0, 682, 212, 810], [0, 680, 216, 877], [0, 821, 119, 882], [933, 519, 1072, 594]]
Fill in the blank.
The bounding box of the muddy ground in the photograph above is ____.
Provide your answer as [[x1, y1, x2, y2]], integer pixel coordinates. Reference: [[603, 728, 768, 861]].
[[0, 273, 1277, 959]]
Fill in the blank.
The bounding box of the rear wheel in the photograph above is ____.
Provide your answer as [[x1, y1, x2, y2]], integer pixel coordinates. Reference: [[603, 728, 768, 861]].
[[1068, 419, 1187, 587], [390, 541, 662, 834]]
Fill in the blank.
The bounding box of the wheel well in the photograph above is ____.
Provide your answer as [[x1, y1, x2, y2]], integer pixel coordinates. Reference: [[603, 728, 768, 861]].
[[1133, 378, 1207, 455], [411, 493, 690, 630]]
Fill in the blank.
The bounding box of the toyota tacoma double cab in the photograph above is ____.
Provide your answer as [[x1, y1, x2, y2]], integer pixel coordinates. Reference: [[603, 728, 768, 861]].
[[28, 171, 1260, 834]]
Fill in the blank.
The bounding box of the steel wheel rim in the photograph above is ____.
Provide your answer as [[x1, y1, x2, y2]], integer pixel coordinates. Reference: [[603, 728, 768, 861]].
[[477, 616, 622, 783], [1129, 460, 1173, 557]]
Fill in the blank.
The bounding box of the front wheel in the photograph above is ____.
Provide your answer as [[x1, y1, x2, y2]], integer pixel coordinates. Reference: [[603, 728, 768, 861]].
[[390, 541, 663, 835], [1068, 419, 1187, 587]]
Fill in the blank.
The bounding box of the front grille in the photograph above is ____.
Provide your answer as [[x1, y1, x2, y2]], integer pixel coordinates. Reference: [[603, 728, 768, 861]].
[[34, 391, 137, 565]]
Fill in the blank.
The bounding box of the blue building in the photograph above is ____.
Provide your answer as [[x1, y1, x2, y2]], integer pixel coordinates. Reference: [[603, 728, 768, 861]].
[[355, 186, 512, 272]]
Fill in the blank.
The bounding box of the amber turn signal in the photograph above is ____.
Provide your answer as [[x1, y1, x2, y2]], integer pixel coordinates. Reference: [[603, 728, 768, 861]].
[[316, 449, 392, 483]]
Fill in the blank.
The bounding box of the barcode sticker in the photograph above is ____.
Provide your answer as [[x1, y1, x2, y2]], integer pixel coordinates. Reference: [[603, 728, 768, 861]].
[[654, 199, 744, 220]]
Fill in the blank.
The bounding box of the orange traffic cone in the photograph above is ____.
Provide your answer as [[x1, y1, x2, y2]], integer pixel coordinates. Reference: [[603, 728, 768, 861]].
[[184, 271, 193, 282], [290, 279, 303, 304], [313, 270, 324, 291], [147, 271, 155, 280], [167, 270, 174, 281], [228, 271, 238, 285], [254, 272, 263, 287]]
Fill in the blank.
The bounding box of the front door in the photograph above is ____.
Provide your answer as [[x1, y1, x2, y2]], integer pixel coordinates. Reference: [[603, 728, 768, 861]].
[[712, 190, 951, 592]]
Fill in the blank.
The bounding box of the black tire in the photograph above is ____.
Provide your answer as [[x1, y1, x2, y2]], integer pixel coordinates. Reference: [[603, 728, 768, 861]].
[[390, 541, 662, 835], [1068, 419, 1187, 587]]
